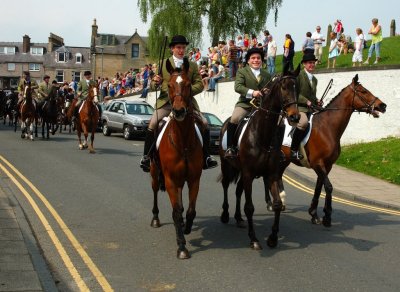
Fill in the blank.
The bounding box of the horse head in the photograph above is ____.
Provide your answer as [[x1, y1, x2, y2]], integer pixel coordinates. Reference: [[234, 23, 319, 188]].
[[261, 64, 300, 124], [87, 85, 99, 104], [166, 57, 192, 122], [23, 81, 32, 100], [349, 74, 386, 118]]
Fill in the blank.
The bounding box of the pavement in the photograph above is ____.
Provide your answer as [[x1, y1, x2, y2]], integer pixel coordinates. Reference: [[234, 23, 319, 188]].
[[0, 163, 399, 291]]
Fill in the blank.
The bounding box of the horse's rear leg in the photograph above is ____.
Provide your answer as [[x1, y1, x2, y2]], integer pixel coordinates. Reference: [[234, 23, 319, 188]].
[[234, 178, 245, 228], [220, 160, 232, 224], [150, 167, 161, 228], [184, 179, 200, 235], [243, 175, 261, 250], [322, 176, 333, 227]]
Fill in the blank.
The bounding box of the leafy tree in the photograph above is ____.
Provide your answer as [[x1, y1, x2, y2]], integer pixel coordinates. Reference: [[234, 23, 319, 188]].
[[138, 0, 282, 59]]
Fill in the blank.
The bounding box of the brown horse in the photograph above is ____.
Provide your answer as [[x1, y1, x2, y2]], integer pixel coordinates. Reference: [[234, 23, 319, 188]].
[[219, 66, 300, 250], [270, 74, 387, 227], [16, 82, 37, 140], [150, 58, 203, 259], [40, 86, 60, 139], [75, 85, 99, 153]]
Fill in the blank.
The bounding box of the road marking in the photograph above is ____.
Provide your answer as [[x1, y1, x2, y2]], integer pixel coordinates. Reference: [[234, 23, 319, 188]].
[[0, 156, 113, 291], [283, 174, 400, 216]]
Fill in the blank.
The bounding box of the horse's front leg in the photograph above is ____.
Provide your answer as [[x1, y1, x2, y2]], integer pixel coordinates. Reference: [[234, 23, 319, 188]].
[[263, 176, 273, 211], [29, 121, 34, 141], [322, 176, 333, 227], [234, 178, 245, 228], [20, 121, 26, 138], [267, 179, 283, 248], [89, 127, 96, 154], [184, 179, 200, 235], [220, 161, 231, 224], [243, 174, 261, 250], [150, 167, 161, 228]]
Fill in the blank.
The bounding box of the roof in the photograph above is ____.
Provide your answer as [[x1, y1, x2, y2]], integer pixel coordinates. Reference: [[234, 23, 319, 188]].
[[0, 42, 47, 63], [94, 32, 148, 55]]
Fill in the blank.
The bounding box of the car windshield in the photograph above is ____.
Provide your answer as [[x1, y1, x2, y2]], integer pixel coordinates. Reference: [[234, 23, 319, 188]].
[[204, 113, 223, 126], [126, 104, 154, 115]]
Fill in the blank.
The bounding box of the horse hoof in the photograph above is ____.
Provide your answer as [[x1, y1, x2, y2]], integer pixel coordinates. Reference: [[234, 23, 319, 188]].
[[220, 212, 229, 224], [150, 219, 161, 228], [83, 144, 89, 149], [177, 248, 190, 259], [89, 149, 96, 154], [322, 216, 332, 227], [250, 241, 263, 250], [311, 216, 321, 225], [21, 134, 25, 139], [266, 202, 273, 212], [236, 219, 246, 229], [281, 205, 286, 212], [267, 236, 278, 248], [79, 145, 84, 150]]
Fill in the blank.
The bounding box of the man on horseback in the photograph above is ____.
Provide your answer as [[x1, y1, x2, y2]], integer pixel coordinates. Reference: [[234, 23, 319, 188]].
[[37, 75, 52, 111], [225, 47, 272, 158], [140, 34, 218, 172], [71, 71, 97, 122], [17, 71, 39, 108], [290, 53, 322, 162]]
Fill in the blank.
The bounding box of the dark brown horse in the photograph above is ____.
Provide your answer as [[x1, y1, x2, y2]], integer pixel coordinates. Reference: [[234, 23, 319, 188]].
[[16, 82, 37, 140], [219, 66, 300, 250], [150, 58, 203, 259], [40, 86, 60, 139], [75, 85, 99, 153], [270, 74, 387, 227], [3, 92, 17, 126]]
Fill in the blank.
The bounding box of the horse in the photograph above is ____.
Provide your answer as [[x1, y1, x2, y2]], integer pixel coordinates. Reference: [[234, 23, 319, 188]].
[[3, 92, 18, 126], [40, 86, 60, 139], [149, 58, 203, 259], [75, 85, 99, 153], [267, 74, 387, 227], [59, 94, 73, 133], [218, 65, 301, 250], [16, 82, 37, 140]]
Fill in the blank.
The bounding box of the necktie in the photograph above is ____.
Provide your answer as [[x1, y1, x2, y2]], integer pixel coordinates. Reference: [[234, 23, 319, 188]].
[[257, 75, 261, 83]]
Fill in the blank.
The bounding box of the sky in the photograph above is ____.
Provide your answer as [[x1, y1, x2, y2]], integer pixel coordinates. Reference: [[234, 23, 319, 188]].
[[1, 0, 399, 56]]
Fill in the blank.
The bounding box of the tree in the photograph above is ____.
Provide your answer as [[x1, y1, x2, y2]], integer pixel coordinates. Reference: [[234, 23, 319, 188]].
[[138, 0, 282, 59]]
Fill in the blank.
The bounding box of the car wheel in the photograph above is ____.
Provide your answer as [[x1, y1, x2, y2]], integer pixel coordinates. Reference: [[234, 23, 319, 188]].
[[123, 125, 133, 140], [103, 121, 111, 136]]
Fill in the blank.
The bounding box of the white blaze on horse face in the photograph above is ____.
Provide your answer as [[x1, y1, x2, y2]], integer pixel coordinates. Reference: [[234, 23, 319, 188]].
[[24, 86, 28, 98], [176, 75, 183, 85], [93, 88, 98, 103]]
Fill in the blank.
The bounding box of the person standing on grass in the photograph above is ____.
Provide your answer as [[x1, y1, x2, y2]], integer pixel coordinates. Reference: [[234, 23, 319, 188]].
[[364, 18, 382, 65], [327, 32, 338, 69], [352, 28, 365, 67], [312, 26, 325, 64]]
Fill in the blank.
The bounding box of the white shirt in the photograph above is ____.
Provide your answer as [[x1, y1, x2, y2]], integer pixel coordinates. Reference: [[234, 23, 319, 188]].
[[311, 31, 325, 44], [305, 69, 314, 83], [172, 55, 184, 68], [246, 67, 261, 99], [267, 40, 277, 57]]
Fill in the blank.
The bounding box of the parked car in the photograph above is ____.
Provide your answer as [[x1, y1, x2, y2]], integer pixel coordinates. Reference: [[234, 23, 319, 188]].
[[101, 100, 154, 139], [203, 112, 224, 154]]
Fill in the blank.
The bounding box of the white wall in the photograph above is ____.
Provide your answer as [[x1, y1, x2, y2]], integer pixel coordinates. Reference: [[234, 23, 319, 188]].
[[126, 69, 400, 145]]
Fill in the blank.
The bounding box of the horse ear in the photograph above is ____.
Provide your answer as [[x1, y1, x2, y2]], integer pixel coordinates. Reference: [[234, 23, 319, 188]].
[[166, 59, 174, 74], [353, 74, 359, 84], [183, 57, 189, 73], [293, 64, 301, 76]]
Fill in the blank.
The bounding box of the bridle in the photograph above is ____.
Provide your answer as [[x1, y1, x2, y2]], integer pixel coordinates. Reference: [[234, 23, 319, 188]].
[[350, 83, 379, 114], [169, 71, 193, 120]]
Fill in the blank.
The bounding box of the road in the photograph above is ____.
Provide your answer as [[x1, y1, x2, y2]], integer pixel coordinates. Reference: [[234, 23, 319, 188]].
[[1, 123, 400, 291]]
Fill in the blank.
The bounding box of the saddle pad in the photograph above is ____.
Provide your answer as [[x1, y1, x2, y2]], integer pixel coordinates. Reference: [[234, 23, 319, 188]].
[[221, 119, 250, 150], [156, 117, 203, 150], [282, 114, 314, 147]]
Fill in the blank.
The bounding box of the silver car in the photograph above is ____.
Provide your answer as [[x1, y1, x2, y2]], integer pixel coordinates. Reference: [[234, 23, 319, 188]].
[[101, 100, 154, 140]]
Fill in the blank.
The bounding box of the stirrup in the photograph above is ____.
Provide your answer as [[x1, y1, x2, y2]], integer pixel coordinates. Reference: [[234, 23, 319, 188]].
[[224, 147, 237, 159], [203, 156, 218, 169], [140, 155, 151, 172], [290, 150, 303, 161]]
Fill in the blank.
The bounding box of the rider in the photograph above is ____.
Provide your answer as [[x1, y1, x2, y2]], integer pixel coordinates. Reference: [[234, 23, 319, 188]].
[[225, 47, 272, 159], [290, 53, 322, 162], [17, 71, 39, 108], [139, 34, 218, 172], [37, 75, 52, 111], [71, 70, 97, 122]]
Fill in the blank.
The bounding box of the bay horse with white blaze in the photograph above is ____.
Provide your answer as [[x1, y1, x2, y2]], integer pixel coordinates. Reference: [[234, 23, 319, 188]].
[[219, 66, 300, 250], [16, 82, 37, 140], [74, 85, 99, 153], [150, 58, 203, 259], [269, 74, 387, 227]]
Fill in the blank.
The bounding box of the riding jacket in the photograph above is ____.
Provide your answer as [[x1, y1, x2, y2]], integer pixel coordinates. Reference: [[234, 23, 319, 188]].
[[234, 66, 272, 109], [77, 79, 97, 101], [38, 81, 52, 101], [297, 69, 318, 113], [150, 56, 203, 111], [17, 78, 38, 99]]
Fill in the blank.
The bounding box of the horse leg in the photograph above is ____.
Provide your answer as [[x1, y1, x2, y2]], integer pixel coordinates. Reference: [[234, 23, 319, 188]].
[[89, 128, 96, 154], [234, 178, 245, 228], [184, 179, 200, 235], [150, 168, 161, 228], [266, 180, 282, 248], [322, 175, 333, 227], [29, 121, 34, 141], [308, 170, 325, 225], [243, 175, 261, 250], [21, 121, 26, 138], [220, 161, 231, 224], [263, 176, 273, 212]]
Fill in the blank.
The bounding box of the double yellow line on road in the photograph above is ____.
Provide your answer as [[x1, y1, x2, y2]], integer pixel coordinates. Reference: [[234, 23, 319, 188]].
[[0, 155, 113, 292], [283, 174, 400, 216]]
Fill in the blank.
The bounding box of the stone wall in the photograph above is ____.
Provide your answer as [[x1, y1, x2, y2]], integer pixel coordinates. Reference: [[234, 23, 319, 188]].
[[127, 69, 400, 145]]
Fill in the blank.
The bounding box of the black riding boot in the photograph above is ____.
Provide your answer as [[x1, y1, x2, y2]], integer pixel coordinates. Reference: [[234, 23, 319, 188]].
[[225, 122, 238, 159], [202, 128, 218, 169], [140, 129, 155, 172], [290, 128, 306, 161]]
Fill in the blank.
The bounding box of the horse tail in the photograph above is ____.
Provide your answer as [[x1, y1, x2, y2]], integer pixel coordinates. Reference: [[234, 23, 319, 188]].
[[217, 162, 240, 185]]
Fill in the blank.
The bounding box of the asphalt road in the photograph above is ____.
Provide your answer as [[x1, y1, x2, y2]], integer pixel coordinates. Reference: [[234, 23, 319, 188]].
[[1, 123, 400, 291]]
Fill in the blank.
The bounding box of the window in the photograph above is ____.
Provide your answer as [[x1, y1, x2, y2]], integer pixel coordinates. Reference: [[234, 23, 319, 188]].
[[7, 63, 15, 71], [0, 47, 15, 54], [72, 71, 81, 82], [10, 78, 18, 88], [56, 70, 64, 83], [58, 52, 65, 62], [131, 44, 139, 58], [29, 63, 40, 71], [75, 53, 82, 63], [31, 47, 43, 55]]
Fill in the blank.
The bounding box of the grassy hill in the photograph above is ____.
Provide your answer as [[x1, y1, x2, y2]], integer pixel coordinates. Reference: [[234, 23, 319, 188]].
[[274, 36, 400, 72]]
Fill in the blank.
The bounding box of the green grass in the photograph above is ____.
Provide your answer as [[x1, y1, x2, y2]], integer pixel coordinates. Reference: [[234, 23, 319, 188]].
[[335, 137, 400, 185], [274, 36, 400, 72]]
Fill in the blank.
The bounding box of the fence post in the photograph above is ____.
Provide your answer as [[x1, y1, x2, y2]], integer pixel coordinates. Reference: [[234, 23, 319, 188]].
[[390, 19, 396, 37], [326, 24, 332, 48]]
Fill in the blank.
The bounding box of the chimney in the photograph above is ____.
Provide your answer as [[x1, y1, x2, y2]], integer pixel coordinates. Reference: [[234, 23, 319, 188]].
[[22, 35, 30, 53], [91, 18, 98, 53]]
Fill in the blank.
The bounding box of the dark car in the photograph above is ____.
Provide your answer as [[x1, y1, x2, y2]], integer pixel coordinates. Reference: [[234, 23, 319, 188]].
[[203, 112, 223, 154], [101, 100, 154, 139]]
